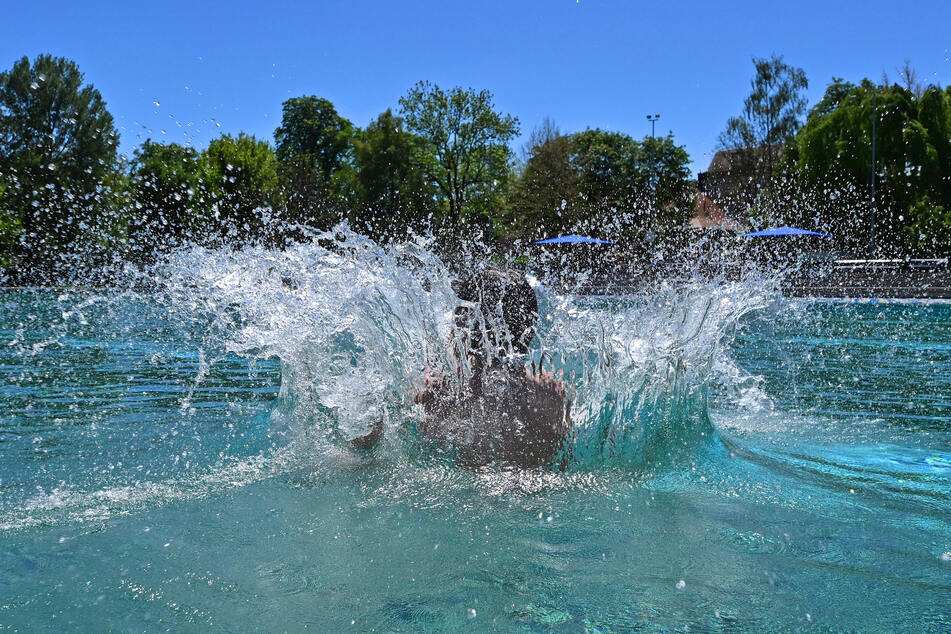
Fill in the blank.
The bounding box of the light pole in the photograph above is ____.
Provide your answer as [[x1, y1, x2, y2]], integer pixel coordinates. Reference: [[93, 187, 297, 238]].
[[870, 94, 877, 256], [646, 114, 661, 218]]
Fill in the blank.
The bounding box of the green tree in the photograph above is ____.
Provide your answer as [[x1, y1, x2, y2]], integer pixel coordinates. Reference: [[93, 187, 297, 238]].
[[906, 196, 951, 255], [0, 182, 22, 269], [200, 133, 281, 246], [0, 54, 121, 280], [916, 86, 951, 204], [129, 140, 203, 259], [399, 81, 519, 239], [790, 80, 887, 246], [349, 109, 437, 241], [505, 129, 692, 240], [640, 134, 694, 228], [571, 130, 691, 235], [791, 79, 951, 254], [274, 96, 353, 229], [518, 116, 560, 164], [718, 54, 808, 210], [505, 132, 579, 238]]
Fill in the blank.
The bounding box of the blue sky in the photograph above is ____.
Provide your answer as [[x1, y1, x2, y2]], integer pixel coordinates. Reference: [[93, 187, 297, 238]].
[[3, 0, 950, 175]]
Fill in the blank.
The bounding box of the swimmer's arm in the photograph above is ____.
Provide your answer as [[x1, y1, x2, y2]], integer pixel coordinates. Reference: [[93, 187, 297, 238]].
[[525, 363, 569, 399], [349, 416, 384, 450], [413, 369, 446, 405]]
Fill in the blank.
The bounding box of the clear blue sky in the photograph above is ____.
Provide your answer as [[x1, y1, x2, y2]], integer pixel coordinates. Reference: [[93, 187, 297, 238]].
[[3, 0, 950, 175]]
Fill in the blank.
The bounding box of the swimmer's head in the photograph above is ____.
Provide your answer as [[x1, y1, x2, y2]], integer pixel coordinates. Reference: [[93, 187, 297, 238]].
[[453, 266, 538, 358]]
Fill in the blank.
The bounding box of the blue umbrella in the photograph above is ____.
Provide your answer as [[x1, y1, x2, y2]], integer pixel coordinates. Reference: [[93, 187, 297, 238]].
[[533, 234, 615, 245], [741, 226, 832, 238]]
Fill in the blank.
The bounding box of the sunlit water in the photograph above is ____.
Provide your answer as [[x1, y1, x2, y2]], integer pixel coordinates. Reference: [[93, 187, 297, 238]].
[[1, 233, 950, 631]]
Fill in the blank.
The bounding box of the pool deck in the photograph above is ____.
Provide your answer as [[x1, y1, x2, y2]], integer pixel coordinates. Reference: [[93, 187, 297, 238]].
[[560, 258, 951, 300], [784, 259, 951, 299]]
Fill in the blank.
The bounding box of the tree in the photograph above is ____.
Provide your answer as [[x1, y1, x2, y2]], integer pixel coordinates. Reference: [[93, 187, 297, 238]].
[[897, 59, 924, 99], [718, 54, 808, 210], [0, 54, 121, 281], [0, 182, 21, 270], [200, 133, 281, 246], [505, 132, 578, 238], [790, 79, 951, 254], [519, 116, 560, 163], [906, 197, 951, 255], [399, 81, 519, 239], [274, 96, 353, 229], [640, 134, 694, 228], [917, 86, 951, 204], [349, 109, 437, 241], [505, 129, 692, 239], [571, 129, 643, 227], [571, 130, 691, 234], [128, 140, 202, 259]]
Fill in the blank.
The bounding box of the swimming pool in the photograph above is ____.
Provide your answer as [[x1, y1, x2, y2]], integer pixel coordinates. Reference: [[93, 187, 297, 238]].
[[1, 247, 949, 630]]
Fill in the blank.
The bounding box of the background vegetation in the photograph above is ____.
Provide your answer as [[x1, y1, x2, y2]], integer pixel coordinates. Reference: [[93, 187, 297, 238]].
[[719, 54, 951, 257], [1, 53, 949, 283]]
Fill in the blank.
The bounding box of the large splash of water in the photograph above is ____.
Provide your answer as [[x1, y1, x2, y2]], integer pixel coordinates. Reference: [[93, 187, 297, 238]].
[[151, 226, 779, 471]]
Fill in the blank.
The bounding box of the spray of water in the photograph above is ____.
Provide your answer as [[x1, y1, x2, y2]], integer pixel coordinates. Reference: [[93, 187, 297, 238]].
[[0, 225, 785, 531], [152, 225, 779, 471]]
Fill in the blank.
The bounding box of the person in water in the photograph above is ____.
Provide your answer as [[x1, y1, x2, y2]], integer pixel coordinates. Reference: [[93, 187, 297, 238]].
[[351, 266, 571, 467]]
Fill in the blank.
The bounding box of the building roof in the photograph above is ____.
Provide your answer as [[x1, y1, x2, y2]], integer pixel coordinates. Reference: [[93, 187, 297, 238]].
[[705, 145, 784, 173]]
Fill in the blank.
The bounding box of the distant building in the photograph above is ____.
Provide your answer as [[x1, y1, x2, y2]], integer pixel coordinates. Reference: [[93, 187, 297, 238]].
[[689, 191, 739, 231], [695, 145, 783, 223]]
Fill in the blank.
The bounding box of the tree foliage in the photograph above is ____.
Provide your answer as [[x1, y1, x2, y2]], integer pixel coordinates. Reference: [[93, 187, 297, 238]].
[[129, 140, 202, 259], [788, 79, 951, 254], [274, 96, 353, 229], [349, 109, 437, 241], [0, 55, 702, 273], [718, 54, 808, 210], [399, 81, 519, 238], [200, 133, 281, 246], [506, 132, 578, 238], [506, 129, 692, 239], [0, 54, 121, 280], [519, 116, 560, 163], [0, 183, 21, 269]]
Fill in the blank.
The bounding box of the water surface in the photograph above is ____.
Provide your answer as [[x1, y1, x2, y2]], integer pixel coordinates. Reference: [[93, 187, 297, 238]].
[[1, 262, 949, 631]]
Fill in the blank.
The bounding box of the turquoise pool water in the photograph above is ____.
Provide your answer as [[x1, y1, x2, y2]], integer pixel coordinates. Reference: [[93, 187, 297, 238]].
[[1, 277, 950, 630]]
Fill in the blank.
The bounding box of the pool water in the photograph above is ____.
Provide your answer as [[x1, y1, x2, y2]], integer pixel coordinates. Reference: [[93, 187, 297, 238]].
[[1, 281, 949, 631]]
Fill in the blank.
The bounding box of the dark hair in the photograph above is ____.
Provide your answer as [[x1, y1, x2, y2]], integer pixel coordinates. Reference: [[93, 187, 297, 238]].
[[454, 266, 538, 357]]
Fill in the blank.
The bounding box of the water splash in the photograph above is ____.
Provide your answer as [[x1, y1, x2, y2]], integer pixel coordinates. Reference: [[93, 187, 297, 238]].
[[538, 276, 775, 469], [151, 226, 779, 471]]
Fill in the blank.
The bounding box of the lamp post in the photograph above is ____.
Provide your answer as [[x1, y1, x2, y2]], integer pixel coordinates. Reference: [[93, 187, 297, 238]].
[[870, 93, 877, 256], [646, 114, 661, 218]]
